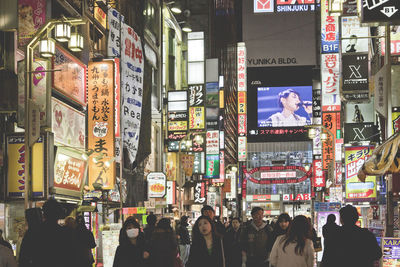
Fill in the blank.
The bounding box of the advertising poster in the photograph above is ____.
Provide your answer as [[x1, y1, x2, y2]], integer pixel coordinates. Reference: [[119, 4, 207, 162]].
[[18, 0, 46, 48], [342, 54, 369, 93], [345, 146, 377, 201], [147, 172, 166, 198], [53, 148, 87, 197], [344, 123, 379, 143], [108, 8, 124, 57], [7, 135, 44, 198], [205, 154, 220, 178], [382, 238, 400, 266], [345, 102, 374, 123], [165, 152, 177, 181], [206, 82, 219, 107], [167, 112, 187, 143], [88, 61, 115, 190], [53, 45, 87, 106], [257, 86, 312, 127], [206, 130, 219, 155], [121, 23, 144, 164], [341, 16, 369, 53], [52, 97, 85, 149], [189, 107, 205, 129]]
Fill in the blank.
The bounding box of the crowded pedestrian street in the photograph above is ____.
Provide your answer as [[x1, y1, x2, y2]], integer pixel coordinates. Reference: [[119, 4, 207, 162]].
[[0, 0, 399, 266]]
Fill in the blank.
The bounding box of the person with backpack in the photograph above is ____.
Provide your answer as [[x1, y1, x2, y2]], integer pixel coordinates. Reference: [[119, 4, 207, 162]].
[[240, 207, 272, 267]]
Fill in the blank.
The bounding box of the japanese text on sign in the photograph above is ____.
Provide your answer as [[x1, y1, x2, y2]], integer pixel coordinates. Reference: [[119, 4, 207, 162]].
[[237, 44, 247, 92]]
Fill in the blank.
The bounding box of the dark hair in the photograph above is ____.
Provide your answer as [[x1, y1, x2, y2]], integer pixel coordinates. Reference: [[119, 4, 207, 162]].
[[282, 215, 311, 255], [119, 216, 143, 245], [157, 218, 172, 231], [180, 216, 188, 224], [42, 198, 64, 221], [201, 205, 214, 215], [192, 216, 219, 245], [231, 217, 241, 223], [340, 204, 359, 225], [251, 206, 263, 216], [327, 214, 336, 224], [25, 208, 43, 229], [147, 214, 157, 226], [278, 89, 300, 108], [277, 213, 291, 223]]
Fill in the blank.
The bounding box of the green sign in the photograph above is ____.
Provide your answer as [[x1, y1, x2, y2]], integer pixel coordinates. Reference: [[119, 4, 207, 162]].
[[205, 154, 219, 178]]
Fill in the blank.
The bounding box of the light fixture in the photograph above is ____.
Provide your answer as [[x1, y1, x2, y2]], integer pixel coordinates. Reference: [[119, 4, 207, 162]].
[[55, 22, 71, 42], [321, 132, 328, 141], [81, 149, 95, 160], [104, 157, 116, 168], [39, 38, 56, 58], [231, 166, 238, 173], [328, 0, 343, 15], [308, 128, 316, 139], [68, 26, 84, 52], [171, 2, 182, 14], [182, 22, 192, 33]]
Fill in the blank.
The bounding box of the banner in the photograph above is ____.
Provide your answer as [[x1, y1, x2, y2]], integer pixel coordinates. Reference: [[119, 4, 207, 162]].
[[121, 23, 144, 163], [7, 135, 45, 198], [147, 172, 166, 198], [18, 0, 46, 48], [107, 8, 124, 57], [205, 154, 220, 178], [88, 61, 115, 190], [342, 54, 369, 94], [345, 146, 377, 201]]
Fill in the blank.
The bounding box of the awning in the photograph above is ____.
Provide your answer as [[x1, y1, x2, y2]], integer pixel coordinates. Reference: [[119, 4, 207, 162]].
[[358, 132, 400, 182]]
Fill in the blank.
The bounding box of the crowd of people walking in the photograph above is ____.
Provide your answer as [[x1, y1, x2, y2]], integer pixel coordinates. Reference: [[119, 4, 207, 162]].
[[0, 198, 383, 267]]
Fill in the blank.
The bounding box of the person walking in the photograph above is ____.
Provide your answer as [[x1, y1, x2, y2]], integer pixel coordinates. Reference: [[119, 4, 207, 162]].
[[269, 215, 314, 267], [201, 205, 226, 237], [147, 218, 179, 267], [113, 217, 147, 267], [177, 216, 191, 266], [270, 213, 291, 247], [143, 214, 157, 243], [224, 218, 242, 267], [240, 207, 272, 267], [0, 243, 17, 267], [186, 215, 225, 267], [75, 215, 96, 267], [336, 205, 382, 267], [0, 229, 12, 251], [18, 207, 43, 267], [321, 214, 341, 267]]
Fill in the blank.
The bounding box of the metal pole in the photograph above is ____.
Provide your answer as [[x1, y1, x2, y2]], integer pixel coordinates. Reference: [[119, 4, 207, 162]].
[[385, 24, 393, 237]]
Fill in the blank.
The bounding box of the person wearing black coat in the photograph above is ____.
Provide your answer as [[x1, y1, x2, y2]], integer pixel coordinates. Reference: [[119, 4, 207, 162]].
[[224, 218, 241, 267], [75, 216, 97, 267], [113, 217, 147, 267], [187, 216, 225, 267], [321, 214, 341, 267], [18, 208, 42, 267], [177, 216, 191, 265]]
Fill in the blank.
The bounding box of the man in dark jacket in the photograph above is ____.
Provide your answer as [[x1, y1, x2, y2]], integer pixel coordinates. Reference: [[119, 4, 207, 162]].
[[144, 213, 157, 243], [240, 207, 272, 267], [177, 216, 190, 266], [337, 205, 382, 267], [321, 214, 341, 267], [201, 205, 225, 236]]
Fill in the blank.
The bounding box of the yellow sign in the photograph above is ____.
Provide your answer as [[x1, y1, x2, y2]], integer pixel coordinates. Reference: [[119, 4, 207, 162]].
[[7, 135, 44, 198], [189, 107, 205, 129], [166, 153, 177, 181], [94, 6, 107, 29], [88, 61, 115, 190], [238, 91, 247, 114], [392, 107, 400, 134], [168, 121, 188, 131]]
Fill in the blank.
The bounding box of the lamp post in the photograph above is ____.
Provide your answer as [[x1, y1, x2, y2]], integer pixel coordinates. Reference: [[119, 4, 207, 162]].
[[24, 18, 85, 209]]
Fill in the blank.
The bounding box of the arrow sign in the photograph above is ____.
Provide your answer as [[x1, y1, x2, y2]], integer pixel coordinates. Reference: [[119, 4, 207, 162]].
[[380, 6, 398, 17]]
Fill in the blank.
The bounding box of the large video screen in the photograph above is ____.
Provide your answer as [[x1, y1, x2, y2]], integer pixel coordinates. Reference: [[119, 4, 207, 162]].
[[257, 86, 312, 127]]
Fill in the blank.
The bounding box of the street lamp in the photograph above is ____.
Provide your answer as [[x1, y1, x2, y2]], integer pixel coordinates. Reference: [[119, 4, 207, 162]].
[[24, 18, 85, 209]]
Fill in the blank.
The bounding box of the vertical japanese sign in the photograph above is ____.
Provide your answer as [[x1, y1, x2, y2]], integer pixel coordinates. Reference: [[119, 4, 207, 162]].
[[121, 24, 144, 163], [189, 107, 205, 129], [18, 0, 46, 48], [345, 146, 376, 201], [321, 0, 339, 53], [321, 54, 340, 97], [322, 112, 340, 169], [114, 58, 121, 137], [206, 130, 219, 155], [107, 8, 124, 57], [194, 182, 206, 204], [205, 154, 220, 178], [238, 136, 247, 161], [189, 85, 205, 106], [238, 91, 247, 135], [88, 61, 115, 190], [237, 43, 247, 92], [313, 159, 325, 187]]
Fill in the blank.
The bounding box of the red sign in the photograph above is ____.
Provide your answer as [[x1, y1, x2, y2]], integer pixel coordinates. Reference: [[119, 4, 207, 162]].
[[335, 162, 342, 184], [283, 193, 311, 201], [114, 58, 121, 137], [313, 159, 325, 187], [54, 153, 86, 192], [238, 114, 247, 135], [253, 194, 272, 201], [254, 0, 274, 14], [322, 112, 340, 169]]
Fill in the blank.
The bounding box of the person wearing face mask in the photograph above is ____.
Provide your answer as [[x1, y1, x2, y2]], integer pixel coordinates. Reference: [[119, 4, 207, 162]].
[[270, 213, 292, 249], [187, 216, 225, 267], [224, 218, 242, 267], [113, 217, 147, 267]]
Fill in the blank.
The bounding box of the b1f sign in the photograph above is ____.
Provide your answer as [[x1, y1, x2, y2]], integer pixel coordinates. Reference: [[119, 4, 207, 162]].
[[254, 0, 274, 13]]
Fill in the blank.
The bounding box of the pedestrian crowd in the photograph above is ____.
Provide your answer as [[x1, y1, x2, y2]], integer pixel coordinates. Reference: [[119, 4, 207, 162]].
[[0, 199, 383, 267]]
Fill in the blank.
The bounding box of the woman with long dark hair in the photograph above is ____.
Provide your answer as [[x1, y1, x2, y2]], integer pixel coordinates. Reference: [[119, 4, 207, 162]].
[[113, 217, 147, 267], [269, 215, 314, 267], [187, 216, 225, 267]]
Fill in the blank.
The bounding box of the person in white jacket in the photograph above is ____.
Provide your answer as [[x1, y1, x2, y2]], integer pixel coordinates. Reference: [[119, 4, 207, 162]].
[[269, 215, 314, 267]]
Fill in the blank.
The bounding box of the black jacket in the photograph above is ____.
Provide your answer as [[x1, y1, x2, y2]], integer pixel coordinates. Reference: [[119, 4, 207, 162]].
[[148, 229, 178, 267], [321, 222, 341, 267], [187, 236, 225, 267], [177, 225, 190, 245], [224, 228, 242, 267], [113, 241, 145, 267]]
